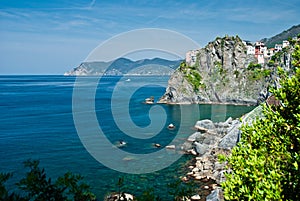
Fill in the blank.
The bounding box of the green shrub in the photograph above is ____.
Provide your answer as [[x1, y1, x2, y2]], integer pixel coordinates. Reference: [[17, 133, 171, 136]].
[[247, 62, 262, 71], [233, 70, 239, 78], [268, 59, 275, 67], [179, 61, 187, 71], [292, 44, 300, 68], [186, 70, 204, 91], [222, 66, 300, 200], [179, 61, 205, 92]]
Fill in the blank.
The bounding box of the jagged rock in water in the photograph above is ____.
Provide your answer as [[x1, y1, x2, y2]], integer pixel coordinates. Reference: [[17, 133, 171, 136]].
[[159, 35, 270, 105]]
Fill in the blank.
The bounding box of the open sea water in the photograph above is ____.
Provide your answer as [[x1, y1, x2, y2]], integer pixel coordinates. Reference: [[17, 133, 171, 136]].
[[0, 75, 254, 200]]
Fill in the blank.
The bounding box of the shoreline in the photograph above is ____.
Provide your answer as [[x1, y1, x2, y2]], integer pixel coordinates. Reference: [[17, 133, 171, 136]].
[[178, 105, 262, 200], [157, 101, 257, 106]]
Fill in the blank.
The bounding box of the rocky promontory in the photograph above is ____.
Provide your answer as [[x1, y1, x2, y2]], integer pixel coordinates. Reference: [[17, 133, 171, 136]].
[[158, 36, 272, 105], [180, 106, 263, 200]]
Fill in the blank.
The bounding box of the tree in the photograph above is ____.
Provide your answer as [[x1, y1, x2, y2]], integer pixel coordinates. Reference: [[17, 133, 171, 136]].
[[1, 173, 26, 201], [221, 44, 300, 200], [0, 160, 96, 201]]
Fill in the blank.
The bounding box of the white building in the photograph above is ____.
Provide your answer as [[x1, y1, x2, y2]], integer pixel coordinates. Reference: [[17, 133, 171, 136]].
[[265, 48, 275, 58], [275, 44, 283, 52], [257, 54, 265, 64], [282, 40, 289, 48], [247, 45, 255, 55], [255, 41, 266, 55], [243, 41, 255, 55], [186, 50, 200, 66]]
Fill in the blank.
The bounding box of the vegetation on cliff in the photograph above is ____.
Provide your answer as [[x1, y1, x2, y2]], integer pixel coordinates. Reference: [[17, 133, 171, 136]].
[[159, 35, 269, 105], [179, 61, 205, 91], [221, 42, 300, 200]]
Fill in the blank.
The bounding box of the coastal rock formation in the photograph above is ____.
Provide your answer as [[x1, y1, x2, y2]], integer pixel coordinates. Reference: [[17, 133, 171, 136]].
[[206, 188, 223, 201], [182, 118, 239, 184], [182, 106, 263, 200], [159, 36, 271, 105]]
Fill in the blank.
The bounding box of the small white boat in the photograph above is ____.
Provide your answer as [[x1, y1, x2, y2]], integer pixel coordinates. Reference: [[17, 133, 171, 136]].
[[125, 78, 131, 82]]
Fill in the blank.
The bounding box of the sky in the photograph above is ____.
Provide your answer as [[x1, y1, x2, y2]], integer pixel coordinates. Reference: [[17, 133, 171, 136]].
[[0, 0, 299, 74]]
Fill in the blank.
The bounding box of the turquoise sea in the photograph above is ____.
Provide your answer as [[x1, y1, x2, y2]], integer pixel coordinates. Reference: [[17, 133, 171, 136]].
[[0, 75, 254, 200]]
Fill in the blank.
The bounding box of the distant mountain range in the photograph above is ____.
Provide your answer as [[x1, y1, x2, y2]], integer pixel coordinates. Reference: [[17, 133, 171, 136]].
[[64, 58, 182, 76], [261, 24, 300, 48]]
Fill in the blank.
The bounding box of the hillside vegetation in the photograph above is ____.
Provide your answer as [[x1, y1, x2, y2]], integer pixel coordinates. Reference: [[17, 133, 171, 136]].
[[221, 41, 300, 200], [261, 24, 300, 48], [159, 35, 271, 105]]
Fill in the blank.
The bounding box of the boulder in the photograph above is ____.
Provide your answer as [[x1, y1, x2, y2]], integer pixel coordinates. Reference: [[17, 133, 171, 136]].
[[191, 194, 201, 200], [194, 119, 216, 131], [166, 145, 176, 149], [218, 170, 228, 184], [218, 123, 241, 149], [181, 142, 193, 151], [187, 132, 202, 142], [214, 162, 225, 171], [224, 117, 233, 125], [206, 188, 223, 201], [202, 134, 219, 145], [194, 142, 209, 156], [188, 149, 198, 156], [105, 192, 134, 201], [192, 167, 199, 173]]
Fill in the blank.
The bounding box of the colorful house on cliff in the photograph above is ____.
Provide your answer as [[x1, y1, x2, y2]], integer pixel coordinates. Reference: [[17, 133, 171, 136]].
[[255, 41, 267, 64]]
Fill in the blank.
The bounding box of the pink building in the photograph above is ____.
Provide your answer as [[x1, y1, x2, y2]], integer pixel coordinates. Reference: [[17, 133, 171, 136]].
[[255, 41, 266, 64]]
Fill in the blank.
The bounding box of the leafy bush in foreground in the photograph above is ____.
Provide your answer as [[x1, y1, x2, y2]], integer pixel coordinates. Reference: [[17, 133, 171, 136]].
[[222, 49, 300, 200]]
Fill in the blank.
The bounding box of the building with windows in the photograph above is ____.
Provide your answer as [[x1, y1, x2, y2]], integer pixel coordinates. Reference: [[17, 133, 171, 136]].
[[255, 42, 267, 64], [186, 49, 200, 66], [282, 40, 290, 48], [265, 48, 275, 58], [275, 44, 283, 52], [243, 41, 255, 55]]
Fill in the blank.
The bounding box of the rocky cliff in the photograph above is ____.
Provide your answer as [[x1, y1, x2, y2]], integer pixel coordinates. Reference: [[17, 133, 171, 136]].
[[159, 36, 272, 105]]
